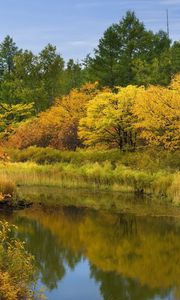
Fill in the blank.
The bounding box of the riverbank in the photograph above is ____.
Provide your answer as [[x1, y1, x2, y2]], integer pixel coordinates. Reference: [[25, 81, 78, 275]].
[[0, 148, 179, 206]]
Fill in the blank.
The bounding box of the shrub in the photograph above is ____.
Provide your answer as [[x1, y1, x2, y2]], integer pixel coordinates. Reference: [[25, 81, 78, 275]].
[[6, 147, 180, 172], [0, 221, 36, 300]]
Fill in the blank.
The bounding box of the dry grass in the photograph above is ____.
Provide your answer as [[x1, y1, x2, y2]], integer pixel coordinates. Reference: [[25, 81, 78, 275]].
[[0, 162, 179, 204], [168, 173, 180, 205], [0, 174, 16, 196]]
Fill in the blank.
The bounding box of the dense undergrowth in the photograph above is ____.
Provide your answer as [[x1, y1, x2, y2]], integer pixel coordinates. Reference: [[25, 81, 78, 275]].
[[6, 146, 180, 171]]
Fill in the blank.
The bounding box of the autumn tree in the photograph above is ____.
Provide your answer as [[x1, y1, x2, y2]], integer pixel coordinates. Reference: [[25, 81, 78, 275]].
[[0, 102, 34, 141], [133, 79, 180, 150], [8, 83, 99, 150], [170, 73, 180, 91], [78, 86, 139, 150]]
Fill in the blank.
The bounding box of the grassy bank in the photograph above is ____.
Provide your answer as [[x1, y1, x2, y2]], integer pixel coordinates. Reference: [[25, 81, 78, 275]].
[[0, 153, 179, 204], [1, 147, 179, 205]]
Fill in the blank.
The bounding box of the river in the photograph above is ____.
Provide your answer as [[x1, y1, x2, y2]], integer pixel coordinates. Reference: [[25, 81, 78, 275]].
[[1, 189, 180, 300]]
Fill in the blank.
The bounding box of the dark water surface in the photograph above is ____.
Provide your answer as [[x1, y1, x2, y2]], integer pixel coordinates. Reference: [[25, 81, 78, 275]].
[[1, 201, 180, 300]]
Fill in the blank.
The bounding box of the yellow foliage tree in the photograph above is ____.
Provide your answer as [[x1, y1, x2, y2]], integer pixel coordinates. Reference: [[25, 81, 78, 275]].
[[78, 85, 140, 150], [8, 83, 99, 150], [7, 77, 180, 152], [133, 80, 180, 150], [0, 102, 34, 141], [170, 73, 180, 91]]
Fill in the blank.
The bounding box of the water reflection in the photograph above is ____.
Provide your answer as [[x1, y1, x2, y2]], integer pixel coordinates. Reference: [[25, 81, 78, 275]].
[[90, 266, 167, 300], [3, 205, 180, 300], [16, 215, 81, 290]]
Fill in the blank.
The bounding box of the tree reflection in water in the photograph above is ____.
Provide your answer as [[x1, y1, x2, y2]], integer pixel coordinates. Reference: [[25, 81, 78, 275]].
[[15, 216, 82, 290], [90, 265, 168, 300], [11, 206, 180, 300]]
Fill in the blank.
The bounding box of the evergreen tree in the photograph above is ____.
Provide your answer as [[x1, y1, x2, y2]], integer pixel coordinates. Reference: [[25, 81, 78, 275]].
[[88, 11, 171, 87], [171, 41, 180, 74], [0, 35, 20, 76]]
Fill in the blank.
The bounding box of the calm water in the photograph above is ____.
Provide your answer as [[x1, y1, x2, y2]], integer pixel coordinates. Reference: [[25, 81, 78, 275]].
[[1, 202, 180, 300]]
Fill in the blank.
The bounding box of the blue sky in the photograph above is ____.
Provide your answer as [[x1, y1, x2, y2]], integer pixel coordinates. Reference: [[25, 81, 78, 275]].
[[0, 0, 179, 61]]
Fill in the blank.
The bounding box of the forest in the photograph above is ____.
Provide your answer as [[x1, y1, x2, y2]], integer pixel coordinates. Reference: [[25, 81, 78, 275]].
[[0, 11, 179, 152], [0, 11, 179, 205]]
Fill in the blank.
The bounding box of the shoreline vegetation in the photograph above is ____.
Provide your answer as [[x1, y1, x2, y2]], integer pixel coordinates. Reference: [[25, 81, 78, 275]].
[[0, 147, 179, 208], [0, 221, 36, 300]]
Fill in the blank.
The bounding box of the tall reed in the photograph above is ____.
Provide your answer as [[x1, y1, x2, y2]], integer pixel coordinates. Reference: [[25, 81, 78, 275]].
[[0, 161, 179, 204]]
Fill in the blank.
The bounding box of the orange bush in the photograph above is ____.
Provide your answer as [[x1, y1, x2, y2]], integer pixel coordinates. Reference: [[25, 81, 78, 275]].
[[7, 83, 99, 150]]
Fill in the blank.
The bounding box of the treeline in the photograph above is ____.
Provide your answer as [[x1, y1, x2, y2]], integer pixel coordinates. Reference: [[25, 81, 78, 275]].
[[0, 11, 180, 151], [0, 39, 84, 112], [2, 75, 180, 151]]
